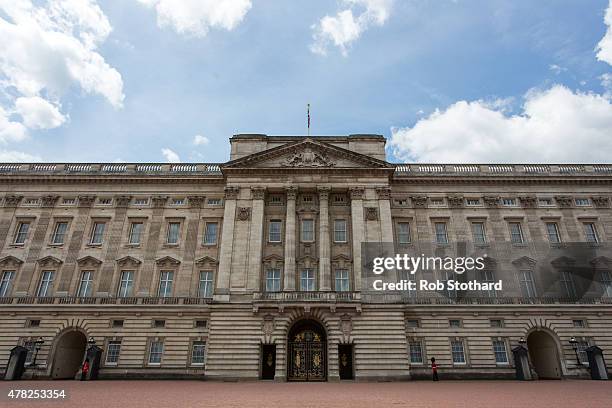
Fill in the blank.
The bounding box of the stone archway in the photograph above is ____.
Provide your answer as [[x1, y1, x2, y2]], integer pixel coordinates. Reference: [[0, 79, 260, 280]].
[[527, 330, 562, 379], [51, 329, 87, 379], [287, 319, 327, 381]]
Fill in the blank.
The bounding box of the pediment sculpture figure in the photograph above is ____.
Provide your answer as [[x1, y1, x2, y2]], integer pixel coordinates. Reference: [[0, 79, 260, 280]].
[[283, 148, 334, 167]]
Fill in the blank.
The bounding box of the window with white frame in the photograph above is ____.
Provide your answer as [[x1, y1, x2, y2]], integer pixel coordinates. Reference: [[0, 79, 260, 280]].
[[77, 271, 94, 297], [36, 271, 54, 297], [166, 222, 180, 244], [409, 340, 423, 364], [203, 222, 218, 245], [128, 222, 143, 245], [301, 219, 314, 242], [583, 223, 599, 243], [399, 270, 417, 298], [268, 220, 282, 243], [90, 222, 106, 244], [61, 198, 76, 206], [466, 198, 481, 206], [335, 269, 349, 292], [23, 340, 35, 364], [14, 222, 30, 244], [51, 222, 68, 245], [0, 271, 15, 297], [333, 219, 347, 243], [133, 198, 149, 206], [158, 271, 174, 297], [117, 271, 134, 297], [492, 340, 508, 364], [207, 198, 222, 206], [191, 341, 206, 366], [577, 339, 589, 364], [539, 198, 554, 207], [471, 222, 487, 244], [479, 270, 497, 297], [171, 198, 185, 206], [265, 268, 281, 292], [601, 270, 612, 297], [575, 198, 590, 207], [545, 222, 561, 244], [148, 340, 164, 364], [430, 198, 444, 206], [105, 340, 121, 364], [451, 340, 466, 364], [519, 270, 537, 298], [300, 268, 315, 291], [441, 270, 457, 298], [559, 271, 577, 298], [434, 222, 448, 244], [502, 198, 517, 206], [509, 222, 524, 244], [397, 222, 411, 244], [199, 271, 214, 298], [98, 198, 112, 206]]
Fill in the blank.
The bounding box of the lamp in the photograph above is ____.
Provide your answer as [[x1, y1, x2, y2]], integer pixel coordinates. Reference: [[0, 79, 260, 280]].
[[569, 336, 581, 365]]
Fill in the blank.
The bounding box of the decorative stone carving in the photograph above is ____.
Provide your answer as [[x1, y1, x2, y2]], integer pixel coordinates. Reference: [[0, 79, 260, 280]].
[[365, 207, 378, 221], [116, 256, 142, 267], [151, 196, 168, 208], [237, 207, 252, 221], [37, 256, 63, 267], [483, 196, 500, 208], [263, 314, 274, 337], [195, 256, 219, 267], [0, 255, 24, 267], [114, 195, 132, 208], [410, 195, 428, 208], [283, 147, 334, 167], [77, 256, 103, 267], [224, 186, 240, 200], [349, 187, 365, 200], [155, 256, 181, 266], [555, 196, 573, 208], [375, 187, 391, 200], [40, 195, 60, 208], [340, 314, 352, 341], [591, 196, 610, 208], [285, 186, 298, 200], [447, 195, 464, 208], [4, 195, 23, 208], [251, 187, 266, 200], [77, 195, 96, 208], [518, 196, 537, 208], [187, 196, 206, 208], [317, 186, 331, 201]]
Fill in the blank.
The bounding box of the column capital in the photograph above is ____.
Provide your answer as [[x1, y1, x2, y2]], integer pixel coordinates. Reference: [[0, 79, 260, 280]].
[[375, 186, 392, 200], [224, 186, 240, 200], [317, 186, 331, 201], [187, 195, 206, 208], [349, 187, 365, 200], [251, 187, 266, 200], [285, 186, 298, 200]]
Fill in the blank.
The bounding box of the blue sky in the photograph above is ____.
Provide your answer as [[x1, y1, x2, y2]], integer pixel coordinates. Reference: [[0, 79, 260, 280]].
[[1, 0, 612, 163]]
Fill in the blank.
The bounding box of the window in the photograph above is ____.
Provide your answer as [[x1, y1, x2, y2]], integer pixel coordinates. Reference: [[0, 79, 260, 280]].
[[171, 198, 185, 205], [490, 319, 503, 328], [128, 222, 143, 245], [77, 271, 94, 297], [397, 222, 411, 244], [492, 340, 508, 364], [519, 270, 537, 298], [441, 270, 457, 298], [98, 198, 112, 205], [195, 320, 207, 328], [199, 271, 214, 298], [106, 341, 121, 364], [451, 340, 466, 364], [23, 198, 39, 206], [399, 270, 417, 298], [207, 198, 222, 206], [153, 320, 165, 328], [502, 198, 517, 206], [601, 271, 612, 297], [112, 320, 124, 328], [333, 195, 346, 204], [466, 198, 481, 206], [269, 220, 282, 243], [509, 222, 524, 244], [158, 271, 174, 297], [148, 340, 164, 364], [0, 271, 15, 297], [539, 198, 554, 206], [572, 319, 586, 328], [559, 271, 577, 298], [301, 219, 314, 242], [90, 222, 106, 244], [434, 222, 448, 244], [36, 271, 54, 297], [203, 222, 218, 245], [409, 340, 423, 364], [406, 319, 420, 328], [335, 269, 350, 292], [303, 195, 313, 203], [14, 222, 30, 244], [480, 270, 497, 297], [24, 341, 35, 365], [395, 199, 408, 206], [449, 319, 461, 328], [334, 220, 347, 243], [134, 198, 149, 206], [471, 222, 487, 244], [577, 340, 589, 364], [545, 222, 561, 244], [117, 271, 134, 297], [575, 198, 590, 206], [27, 319, 40, 328], [51, 222, 68, 244], [300, 268, 315, 291], [61, 198, 76, 205], [430, 198, 444, 206], [191, 341, 206, 366], [269, 195, 283, 205], [166, 222, 180, 244], [265, 269, 281, 292], [584, 223, 599, 243]]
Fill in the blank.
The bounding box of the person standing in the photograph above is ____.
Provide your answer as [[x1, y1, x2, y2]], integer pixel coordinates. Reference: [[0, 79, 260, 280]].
[[431, 357, 439, 381], [81, 359, 90, 381]]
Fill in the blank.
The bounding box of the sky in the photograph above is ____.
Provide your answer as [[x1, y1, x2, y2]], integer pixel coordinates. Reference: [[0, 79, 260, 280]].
[[1, 0, 612, 164]]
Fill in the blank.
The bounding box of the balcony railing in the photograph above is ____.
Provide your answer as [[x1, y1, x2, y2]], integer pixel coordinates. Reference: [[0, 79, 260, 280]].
[[0, 163, 223, 176], [253, 291, 359, 302], [361, 294, 612, 305], [1, 296, 212, 305], [393, 163, 612, 176]]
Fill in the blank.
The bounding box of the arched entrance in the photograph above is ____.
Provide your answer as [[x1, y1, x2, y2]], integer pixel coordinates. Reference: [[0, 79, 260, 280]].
[[51, 330, 87, 379], [287, 319, 327, 381], [527, 330, 562, 379]]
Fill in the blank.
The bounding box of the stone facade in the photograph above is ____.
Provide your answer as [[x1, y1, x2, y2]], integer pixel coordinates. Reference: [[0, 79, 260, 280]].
[[0, 135, 611, 381]]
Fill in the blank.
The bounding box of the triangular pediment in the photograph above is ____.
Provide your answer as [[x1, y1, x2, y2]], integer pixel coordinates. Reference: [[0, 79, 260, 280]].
[[116, 256, 142, 266], [37, 256, 63, 267], [77, 256, 103, 266], [512, 256, 537, 268], [0, 255, 24, 266], [223, 138, 393, 171], [195, 256, 219, 266], [156, 256, 181, 266]]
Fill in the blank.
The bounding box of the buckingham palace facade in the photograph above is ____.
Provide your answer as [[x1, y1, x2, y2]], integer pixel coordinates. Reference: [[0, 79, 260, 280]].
[[0, 134, 611, 381]]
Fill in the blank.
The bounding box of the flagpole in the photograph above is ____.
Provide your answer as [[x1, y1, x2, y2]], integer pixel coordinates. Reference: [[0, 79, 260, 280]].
[[307, 103, 310, 137]]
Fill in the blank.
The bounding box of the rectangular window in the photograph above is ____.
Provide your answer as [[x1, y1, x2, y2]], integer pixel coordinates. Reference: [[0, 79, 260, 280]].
[[333, 220, 347, 243], [602, 271, 612, 297], [409, 340, 423, 364], [128, 222, 143, 245], [171, 198, 185, 205], [519, 270, 537, 298], [191, 341, 206, 366], [400, 270, 417, 298], [98, 198, 112, 205], [301, 219, 314, 242], [578, 340, 589, 364], [471, 222, 487, 244], [397, 222, 411, 244], [106, 341, 121, 364], [451, 340, 466, 364], [166, 222, 180, 244], [490, 319, 503, 328], [430, 198, 444, 206], [300, 268, 315, 291], [406, 319, 420, 328], [269, 220, 282, 243], [90, 222, 106, 244], [442, 270, 457, 298], [575, 198, 590, 207], [265, 268, 281, 292], [0, 271, 15, 297], [51, 222, 68, 244], [509, 222, 524, 244], [14, 222, 30, 244], [546, 222, 561, 244], [480, 270, 497, 297], [335, 269, 349, 292], [584, 223, 599, 243], [207, 198, 222, 206], [572, 319, 586, 328], [559, 271, 577, 298], [466, 199, 481, 206], [492, 340, 508, 364], [61, 198, 76, 205], [134, 198, 149, 206], [24, 341, 35, 364], [77, 271, 94, 297], [198, 271, 213, 298], [502, 198, 517, 206], [203, 222, 218, 245], [148, 340, 164, 364], [539, 198, 554, 206], [434, 222, 448, 244], [449, 319, 461, 328], [36, 271, 54, 297], [158, 271, 174, 297], [117, 271, 134, 297]]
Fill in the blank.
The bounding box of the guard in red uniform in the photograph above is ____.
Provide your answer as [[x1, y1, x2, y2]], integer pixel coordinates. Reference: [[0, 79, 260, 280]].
[[431, 357, 439, 381], [81, 359, 90, 381]]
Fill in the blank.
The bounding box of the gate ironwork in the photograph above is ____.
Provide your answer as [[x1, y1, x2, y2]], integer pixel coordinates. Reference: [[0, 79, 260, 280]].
[[288, 329, 326, 381]]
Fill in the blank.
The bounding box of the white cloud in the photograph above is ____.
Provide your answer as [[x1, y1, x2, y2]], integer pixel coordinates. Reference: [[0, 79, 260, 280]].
[[390, 85, 612, 163], [0, 106, 27, 143], [311, 0, 393, 56], [548, 64, 566, 75], [193, 134, 209, 145], [0, 149, 41, 162], [161, 147, 181, 163], [137, 0, 252, 38], [596, 0, 612, 65], [15, 96, 66, 129]]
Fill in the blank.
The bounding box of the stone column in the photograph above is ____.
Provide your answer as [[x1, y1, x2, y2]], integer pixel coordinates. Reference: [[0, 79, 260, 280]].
[[216, 186, 239, 301], [247, 187, 266, 291], [350, 187, 365, 291], [376, 187, 393, 243], [318, 187, 331, 291], [284, 187, 297, 291]]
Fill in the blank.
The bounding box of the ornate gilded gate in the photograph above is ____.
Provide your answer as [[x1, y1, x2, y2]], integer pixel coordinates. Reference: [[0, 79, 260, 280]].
[[287, 321, 327, 381]]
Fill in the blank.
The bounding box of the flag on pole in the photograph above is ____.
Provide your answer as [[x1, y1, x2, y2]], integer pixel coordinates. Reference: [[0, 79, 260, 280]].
[[307, 104, 310, 136]]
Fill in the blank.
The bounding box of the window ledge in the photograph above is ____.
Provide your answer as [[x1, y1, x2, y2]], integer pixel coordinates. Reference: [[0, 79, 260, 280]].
[[163, 243, 180, 248], [87, 243, 103, 248], [125, 244, 141, 248], [47, 243, 64, 248], [9, 244, 26, 248]]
